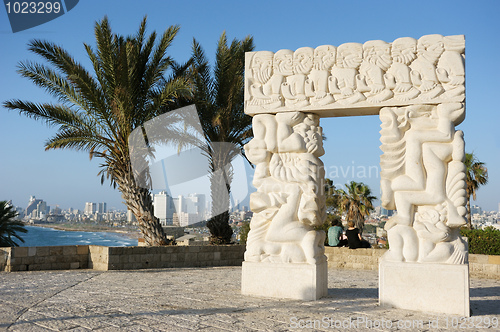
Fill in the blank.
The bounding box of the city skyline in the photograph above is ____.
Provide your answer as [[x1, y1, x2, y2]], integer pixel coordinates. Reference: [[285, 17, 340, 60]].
[[0, 0, 499, 211]]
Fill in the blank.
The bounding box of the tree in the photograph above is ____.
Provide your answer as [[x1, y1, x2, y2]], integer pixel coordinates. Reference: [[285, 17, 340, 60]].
[[0, 201, 27, 247], [189, 32, 254, 244], [325, 178, 341, 216], [239, 221, 250, 245], [3, 17, 191, 245], [464, 152, 488, 229], [338, 181, 376, 234]]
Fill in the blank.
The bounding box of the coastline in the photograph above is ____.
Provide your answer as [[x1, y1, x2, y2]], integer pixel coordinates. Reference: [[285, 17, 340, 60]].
[[26, 223, 140, 240]]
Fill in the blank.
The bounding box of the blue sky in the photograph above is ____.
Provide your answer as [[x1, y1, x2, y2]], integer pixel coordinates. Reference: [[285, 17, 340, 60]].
[[1, 0, 499, 212]]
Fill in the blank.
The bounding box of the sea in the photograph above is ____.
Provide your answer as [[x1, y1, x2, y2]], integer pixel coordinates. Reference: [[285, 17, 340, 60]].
[[19, 225, 138, 247]]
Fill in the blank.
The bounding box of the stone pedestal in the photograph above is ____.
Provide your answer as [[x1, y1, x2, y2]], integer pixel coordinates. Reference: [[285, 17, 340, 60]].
[[379, 261, 470, 316], [241, 261, 328, 301]]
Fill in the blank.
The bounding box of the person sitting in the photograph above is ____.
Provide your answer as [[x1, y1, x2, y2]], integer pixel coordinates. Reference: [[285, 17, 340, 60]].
[[327, 219, 348, 247], [345, 220, 371, 249]]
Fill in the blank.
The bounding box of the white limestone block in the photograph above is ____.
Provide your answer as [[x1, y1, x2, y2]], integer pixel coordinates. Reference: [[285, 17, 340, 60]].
[[241, 261, 328, 300], [244, 34, 465, 117], [379, 260, 470, 316]]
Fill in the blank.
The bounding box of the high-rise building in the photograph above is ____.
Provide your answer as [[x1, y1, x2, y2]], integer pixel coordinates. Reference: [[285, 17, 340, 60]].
[[25, 195, 42, 217], [84, 202, 97, 215], [127, 210, 136, 223], [174, 212, 201, 227], [498, 202, 500, 213], [171, 193, 206, 226], [186, 193, 206, 216], [25, 196, 49, 219], [52, 206, 62, 215], [153, 191, 175, 226], [471, 205, 482, 215], [98, 202, 107, 214], [380, 207, 394, 217], [36, 201, 48, 219]]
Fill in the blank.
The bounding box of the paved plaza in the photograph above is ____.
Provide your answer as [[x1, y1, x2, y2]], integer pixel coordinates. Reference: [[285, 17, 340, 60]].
[[0, 267, 499, 331]]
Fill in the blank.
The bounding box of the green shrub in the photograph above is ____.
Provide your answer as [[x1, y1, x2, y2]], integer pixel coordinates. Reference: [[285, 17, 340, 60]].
[[239, 221, 250, 245], [460, 227, 500, 255]]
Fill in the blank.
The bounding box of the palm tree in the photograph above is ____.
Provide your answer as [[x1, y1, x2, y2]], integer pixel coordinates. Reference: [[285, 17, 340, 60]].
[[3, 17, 191, 245], [325, 178, 341, 216], [189, 32, 254, 244], [0, 201, 27, 247], [464, 152, 488, 229], [338, 181, 376, 234]]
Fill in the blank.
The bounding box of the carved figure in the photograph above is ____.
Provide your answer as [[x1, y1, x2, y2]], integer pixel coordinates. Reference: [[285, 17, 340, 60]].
[[248, 51, 275, 107], [282, 47, 314, 108], [266, 49, 295, 109], [329, 43, 366, 105], [244, 114, 277, 185], [413, 205, 467, 264], [437, 35, 465, 98], [244, 112, 326, 264], [380, 103, 468, 263], [410, 34, 445, 100], [386, 37, 420, 101], [307, 45, 336, 106], [359, 40, 393, 103]]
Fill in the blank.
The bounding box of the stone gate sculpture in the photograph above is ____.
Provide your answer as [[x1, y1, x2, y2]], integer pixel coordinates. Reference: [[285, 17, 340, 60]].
[[241, 34, 469, 316]]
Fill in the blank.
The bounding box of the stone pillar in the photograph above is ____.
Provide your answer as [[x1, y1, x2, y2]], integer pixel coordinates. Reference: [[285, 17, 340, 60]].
[[241, 112, 328, 300], [379, 102, 470, 316]]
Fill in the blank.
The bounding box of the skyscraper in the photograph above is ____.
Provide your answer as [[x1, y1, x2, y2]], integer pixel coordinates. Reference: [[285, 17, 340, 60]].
[[84, 202, 97, 215], [172, 193, 207, 227], [98, 202, 107, 214], [25, 196, 49, 219], [471, 205, 482, 215], [25, 195, 42, 217], [153, 191, 175, 226]]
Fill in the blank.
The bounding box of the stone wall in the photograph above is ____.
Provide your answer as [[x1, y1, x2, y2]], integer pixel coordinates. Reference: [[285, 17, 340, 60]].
[[3, 246, 89, 272], [0, 248, 11, 271], [325, 247, 500, 280], [89, 245, 246, 271], [469, 254, 500, 279], [325, 247, 386, 270], [1, 245, 245, 272]]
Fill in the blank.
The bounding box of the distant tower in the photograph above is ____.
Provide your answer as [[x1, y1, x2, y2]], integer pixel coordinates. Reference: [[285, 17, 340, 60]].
[[471, 205, 482, 215], [84, 202, 97, 215], [153, 191, 175, 226], [25, 196, 42, 217], [98, 202, 107, 214], [127, 210, 136, 223]]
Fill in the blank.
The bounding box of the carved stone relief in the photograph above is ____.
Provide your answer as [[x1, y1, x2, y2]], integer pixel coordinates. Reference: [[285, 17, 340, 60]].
[[245, 34, 465, 115], [243, 33, 467, 273], [243, 112, 326, 264], [379, 102, 468, 264]]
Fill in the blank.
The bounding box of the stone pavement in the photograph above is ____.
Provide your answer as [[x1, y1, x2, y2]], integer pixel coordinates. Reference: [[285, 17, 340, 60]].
[[0, 267, 499, 331]]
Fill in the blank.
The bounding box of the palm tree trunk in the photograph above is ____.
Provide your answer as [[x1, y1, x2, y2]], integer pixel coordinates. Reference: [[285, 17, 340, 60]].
[[116, 173, 168, 246], [466, 195, 472, 229], [207, 160, 233, 244]]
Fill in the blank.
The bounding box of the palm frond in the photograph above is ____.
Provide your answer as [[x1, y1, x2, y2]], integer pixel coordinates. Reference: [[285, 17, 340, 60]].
[[0, 201, 27, 247], [4, 100, 91, 130]]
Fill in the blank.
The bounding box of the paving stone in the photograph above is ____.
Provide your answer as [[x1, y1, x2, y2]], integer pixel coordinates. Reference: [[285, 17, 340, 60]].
[[7, 320, 54, 331], [0, 267, 499, 331]]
